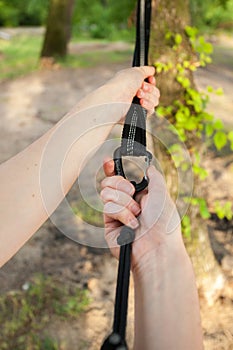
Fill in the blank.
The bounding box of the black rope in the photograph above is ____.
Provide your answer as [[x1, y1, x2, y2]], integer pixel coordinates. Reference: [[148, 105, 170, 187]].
[[101, 1, 152, 349]]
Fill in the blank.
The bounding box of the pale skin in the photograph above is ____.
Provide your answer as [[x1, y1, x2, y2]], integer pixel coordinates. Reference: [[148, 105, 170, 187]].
[[0, 65, 203, 350], [0, 66, 159, 268], [101, 162, 204, 350]]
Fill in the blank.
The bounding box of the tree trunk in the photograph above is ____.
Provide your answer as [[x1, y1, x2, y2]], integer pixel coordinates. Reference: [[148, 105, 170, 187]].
[[150, 0, 195, 105], [149, 0, 225, 304], [41, 0, 75, 58]]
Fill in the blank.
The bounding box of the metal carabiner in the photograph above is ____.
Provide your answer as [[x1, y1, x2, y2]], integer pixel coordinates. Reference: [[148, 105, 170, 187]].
[[113, 146, 152, 194]]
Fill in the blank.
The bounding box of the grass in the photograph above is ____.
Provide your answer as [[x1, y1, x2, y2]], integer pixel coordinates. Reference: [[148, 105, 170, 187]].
[[0, 33, 132, 81], [72, 200, 104, 227], [0, 35, 43, 80], [57, 49, 132, 69], [0, 274, 90, 350]]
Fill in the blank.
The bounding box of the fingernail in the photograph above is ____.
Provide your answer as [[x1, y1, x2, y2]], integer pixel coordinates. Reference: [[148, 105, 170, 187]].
[[129, 218, 139, 229]]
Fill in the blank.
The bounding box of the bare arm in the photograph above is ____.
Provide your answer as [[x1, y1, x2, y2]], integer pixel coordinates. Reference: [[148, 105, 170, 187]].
[[0, 66, 159, 267], [101, 163, 204, 350]]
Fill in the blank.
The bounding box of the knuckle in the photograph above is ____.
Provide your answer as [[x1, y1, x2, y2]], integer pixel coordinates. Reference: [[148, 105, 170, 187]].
[[104, 202, 122, 216], [104, 201, 115, 215], [100, 187, 109, 200]]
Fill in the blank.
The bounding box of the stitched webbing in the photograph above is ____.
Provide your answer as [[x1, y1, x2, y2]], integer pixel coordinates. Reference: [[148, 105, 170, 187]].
[[101, 1, 152, 349]]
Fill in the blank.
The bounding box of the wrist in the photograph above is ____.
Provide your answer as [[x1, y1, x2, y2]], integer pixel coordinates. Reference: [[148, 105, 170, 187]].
[[132, 233, 191, 283]]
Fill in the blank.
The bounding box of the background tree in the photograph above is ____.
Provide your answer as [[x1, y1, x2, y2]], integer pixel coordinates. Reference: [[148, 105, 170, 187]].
[[41, 0, 75, 58], [149, 0, 226, 304]]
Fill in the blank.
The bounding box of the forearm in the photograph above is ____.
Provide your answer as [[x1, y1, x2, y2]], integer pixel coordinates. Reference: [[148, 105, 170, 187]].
[[0, 84, 122, 267], [133, 243, 204, 350]]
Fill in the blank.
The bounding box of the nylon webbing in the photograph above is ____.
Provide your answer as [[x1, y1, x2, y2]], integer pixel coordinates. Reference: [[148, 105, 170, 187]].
[[101, 1, 152, 349], [121, 0, 151, 157]]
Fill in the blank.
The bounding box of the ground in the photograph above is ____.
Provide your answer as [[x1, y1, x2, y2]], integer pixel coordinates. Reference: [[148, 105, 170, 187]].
[[0, 34, 233, 349]]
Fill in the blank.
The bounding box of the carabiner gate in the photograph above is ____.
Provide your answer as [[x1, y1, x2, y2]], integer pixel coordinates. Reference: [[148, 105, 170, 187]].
[[113, 146, 152, 194]]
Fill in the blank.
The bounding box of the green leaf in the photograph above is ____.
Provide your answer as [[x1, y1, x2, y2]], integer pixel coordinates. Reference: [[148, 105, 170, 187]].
[[175, 110, 186, 123], [215, 87, 223, 95], [183, 60, 190, 69], [207, 85, 214, 93], [214, 119, 224, 130], [228, 131, 233, 151], [185, 26, 198, 39], [177, 75, 190, 88], [182, 215, 191, 239], [165, 31, 172, 40], [185, 117, 197, 131], [214, 201, 233, 220], [214, 131, 227, 150], [175, 33, 182, 45], [205, 123, 214, 137], [228, 131, 233, 142], [199, 199, 210, 219]]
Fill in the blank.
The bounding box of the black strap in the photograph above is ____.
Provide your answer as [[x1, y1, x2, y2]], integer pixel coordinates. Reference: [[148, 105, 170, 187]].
[[121, 0, 152, 157], [101, 1, 152, 349]]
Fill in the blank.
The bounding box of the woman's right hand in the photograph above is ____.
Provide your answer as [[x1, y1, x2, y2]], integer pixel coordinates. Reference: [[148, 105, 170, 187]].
[[100, 160, 184, 274]]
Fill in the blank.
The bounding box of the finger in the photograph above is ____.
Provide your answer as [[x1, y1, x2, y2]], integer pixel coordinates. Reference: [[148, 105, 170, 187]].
[[142, 80, 156, 91], [147, 75, 156, 85], [136, 82, 156, 98], [100, 187, 141, 216], [137, 86, 160, 112], [138, 66, 155, 79], [103, 202, 139, 229], [103, 157, 115, 177], [101, 176, 135, 196], [140, 98, 157, 112], [140, 85, 160, 101]]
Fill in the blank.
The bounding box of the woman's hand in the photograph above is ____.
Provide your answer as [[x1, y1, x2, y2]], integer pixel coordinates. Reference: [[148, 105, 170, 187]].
[[103, 66, 160, 119], [100, 160, 184, 274]]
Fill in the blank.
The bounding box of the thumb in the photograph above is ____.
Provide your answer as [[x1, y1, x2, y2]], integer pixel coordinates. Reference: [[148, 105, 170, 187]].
[[103, 157, 115, 177], [146, 166, 181, 234], [147, 165, 166, 193], [142, 165, 167, 220]]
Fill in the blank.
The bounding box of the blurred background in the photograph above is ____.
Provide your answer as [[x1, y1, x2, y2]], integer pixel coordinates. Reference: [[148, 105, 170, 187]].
[[0, 1, 233, 349]]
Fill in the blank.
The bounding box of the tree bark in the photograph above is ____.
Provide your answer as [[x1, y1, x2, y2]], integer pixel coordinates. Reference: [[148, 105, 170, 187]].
[[149, 0, 225, 304], [41, 0, 75, 58], [150, 0, 195, 105]]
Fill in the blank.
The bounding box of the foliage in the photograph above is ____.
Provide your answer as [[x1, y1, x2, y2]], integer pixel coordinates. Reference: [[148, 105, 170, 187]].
[[214, 201, 233, 220], [0, 274, 90, 350], [190, 0, 233, 31], [72, 0, 136, 40], [0, 0, 49, 26], [0, 0, 136, 40], [0, 0, 233, 35], [155, 26, 233, 236]]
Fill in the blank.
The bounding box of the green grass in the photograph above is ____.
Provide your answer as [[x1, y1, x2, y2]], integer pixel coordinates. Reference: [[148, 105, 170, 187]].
[[0, 33, 132, 81], [57, 49, 132, 69], [0, 274, 90, 350], [72, 200, 104, 227], [0, 35, 43, 80]]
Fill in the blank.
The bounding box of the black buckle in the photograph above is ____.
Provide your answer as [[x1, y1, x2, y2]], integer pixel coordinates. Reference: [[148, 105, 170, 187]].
[[113, 147, 152, 194]]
